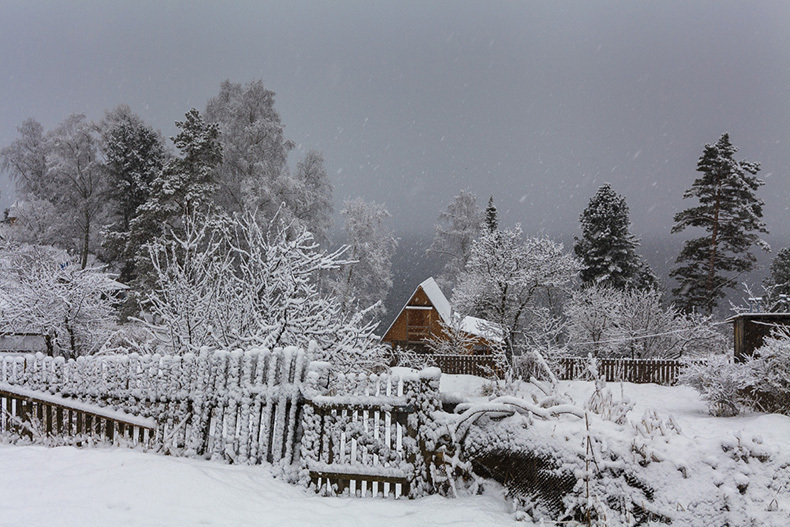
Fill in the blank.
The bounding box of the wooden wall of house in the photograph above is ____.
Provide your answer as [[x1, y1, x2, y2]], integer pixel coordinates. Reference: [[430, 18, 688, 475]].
[[382, 287, 443, 348]]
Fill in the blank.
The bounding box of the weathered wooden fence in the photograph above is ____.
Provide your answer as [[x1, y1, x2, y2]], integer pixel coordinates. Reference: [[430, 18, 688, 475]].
[[431, 354, 499, 376], [558, 357, 690, 385], [0, 382, 155, 446], [0, 347, 307, 464], [299, 364, 442, 498]]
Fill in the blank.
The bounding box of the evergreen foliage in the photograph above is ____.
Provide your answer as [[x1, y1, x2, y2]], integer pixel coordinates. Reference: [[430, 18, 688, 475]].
[[671, 133, 769, 313], [484, 195, 498, 233], [573, 183, 655, 290], [128, 108, 222, 285], [763, 248, 790, 310], [99, 105, 167, 281]]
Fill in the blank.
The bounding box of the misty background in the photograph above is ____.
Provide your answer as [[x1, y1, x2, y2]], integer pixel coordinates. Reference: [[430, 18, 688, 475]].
[[2, 1, 789, 323]]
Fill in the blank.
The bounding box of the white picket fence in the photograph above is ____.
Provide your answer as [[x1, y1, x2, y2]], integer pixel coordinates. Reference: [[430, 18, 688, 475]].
[[0, 347, 307, 465]]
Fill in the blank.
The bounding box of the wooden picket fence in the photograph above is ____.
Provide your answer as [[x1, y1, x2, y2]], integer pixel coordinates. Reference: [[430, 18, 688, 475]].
[[299, 364, 442, 498], [0, 348, 307, 464], [0, 382, 155, 446], [558, 357, 690, 385]]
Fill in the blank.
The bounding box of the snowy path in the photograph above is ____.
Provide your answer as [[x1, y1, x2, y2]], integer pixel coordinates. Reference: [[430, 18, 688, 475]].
[[0, 445, 518, 527]]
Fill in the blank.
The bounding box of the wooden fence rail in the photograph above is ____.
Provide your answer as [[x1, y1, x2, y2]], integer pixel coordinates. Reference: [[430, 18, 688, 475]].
[[0, 382, 155, 446]]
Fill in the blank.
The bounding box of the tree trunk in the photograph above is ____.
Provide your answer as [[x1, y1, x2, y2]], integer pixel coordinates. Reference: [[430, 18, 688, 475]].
[[705, 179, 721, 314], [81, 209, 90, 269]]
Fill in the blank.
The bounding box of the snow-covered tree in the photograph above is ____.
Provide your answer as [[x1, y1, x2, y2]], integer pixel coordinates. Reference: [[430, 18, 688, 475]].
[[427, 190, 483, 292], [45, 114, 109, 269], [574, 183, 656, 290], [140, 211, 384, 370], [291, 150, 333, 247], [567, 285, 726, 359], [565, 285, 622, 357], [0, 119, 48, 200], [99, 105, 168, 281], [484, 195, 498, 233], [0, 243, 119, 358], [129, 108, 222, 284], [2, 115, 109, 268], [762, 248, 790, 311], [453, 226, 580, 359], [671, 133, 769, 314], [204, 79, 294, 217], [330, 198, 397, 316]]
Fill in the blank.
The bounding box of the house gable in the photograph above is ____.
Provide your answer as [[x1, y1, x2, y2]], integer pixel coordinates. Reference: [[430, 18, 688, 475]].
[[381, 277, 499, 354]]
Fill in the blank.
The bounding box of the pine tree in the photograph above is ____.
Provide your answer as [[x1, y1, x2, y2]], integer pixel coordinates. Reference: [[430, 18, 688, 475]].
[[485, 195, 498, 233], [671, 133, 769, 313], [573, 183, 654, 290]]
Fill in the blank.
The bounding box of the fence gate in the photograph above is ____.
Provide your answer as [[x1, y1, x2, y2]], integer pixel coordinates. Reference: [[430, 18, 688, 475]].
[[299, 364, 441, 499]]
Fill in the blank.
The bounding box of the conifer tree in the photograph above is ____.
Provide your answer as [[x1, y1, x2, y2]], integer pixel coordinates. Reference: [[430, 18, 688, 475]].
[[763, 248, 790, 310], [671, 133, 769, 313], [99, 105, 167, 281], [128, 109, 222, 286], [484, 195, 498, 233], [574, 183, 655, 290]]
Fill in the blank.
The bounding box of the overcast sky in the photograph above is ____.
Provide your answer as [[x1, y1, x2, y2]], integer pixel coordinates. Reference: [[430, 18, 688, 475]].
[[2, 1, 789, 254]]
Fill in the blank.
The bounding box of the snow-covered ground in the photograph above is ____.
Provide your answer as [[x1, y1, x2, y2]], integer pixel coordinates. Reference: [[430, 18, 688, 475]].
[[0, 445, 517, 527], [2, 376, 788, 526]]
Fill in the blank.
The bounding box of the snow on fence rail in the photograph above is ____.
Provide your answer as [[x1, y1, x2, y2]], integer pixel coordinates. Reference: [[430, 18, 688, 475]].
[[557, 357, 694, 385], [0, 347, 307, 464], [299, 363, 442, 499], [0, 382, 155, 446]]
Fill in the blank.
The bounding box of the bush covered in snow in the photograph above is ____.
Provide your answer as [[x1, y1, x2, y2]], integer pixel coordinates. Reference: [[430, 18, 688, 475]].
[[680, 329, 790, 417], [679, 355, 751, 417]]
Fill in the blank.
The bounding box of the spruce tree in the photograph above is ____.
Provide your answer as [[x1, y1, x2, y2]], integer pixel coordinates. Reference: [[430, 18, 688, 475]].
[[485, 195, 498, 233], [574, 183, 654, 290], [764, 248, 790, 310], [671, 133, 769, 313], [99, 106, 166, 281]]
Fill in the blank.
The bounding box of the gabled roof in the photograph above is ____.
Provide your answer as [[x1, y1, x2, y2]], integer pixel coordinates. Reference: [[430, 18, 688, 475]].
[[457, 314, 504, 343], [382, 276, 502, 344], [418, 277, 452, 324]]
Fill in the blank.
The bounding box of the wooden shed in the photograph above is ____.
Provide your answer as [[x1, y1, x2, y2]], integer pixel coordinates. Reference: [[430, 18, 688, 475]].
[[381, 277, 501, 354], [727, 312, 790, 362]]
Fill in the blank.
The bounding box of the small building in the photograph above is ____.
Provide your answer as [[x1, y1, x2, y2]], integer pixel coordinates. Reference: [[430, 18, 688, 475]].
[[381, 277, 501, 354], [727, 312, 790, 361]]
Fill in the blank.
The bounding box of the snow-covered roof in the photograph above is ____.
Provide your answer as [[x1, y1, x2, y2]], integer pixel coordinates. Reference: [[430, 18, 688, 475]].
[[725, 312, 790, 322], [418, 277, 452, 324], [457, 314, 504, 343]]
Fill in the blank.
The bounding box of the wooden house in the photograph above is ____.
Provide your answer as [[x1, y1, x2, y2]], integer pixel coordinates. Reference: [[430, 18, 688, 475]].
[[727, 312, 790, 362], [381, 277, 501, 354]]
